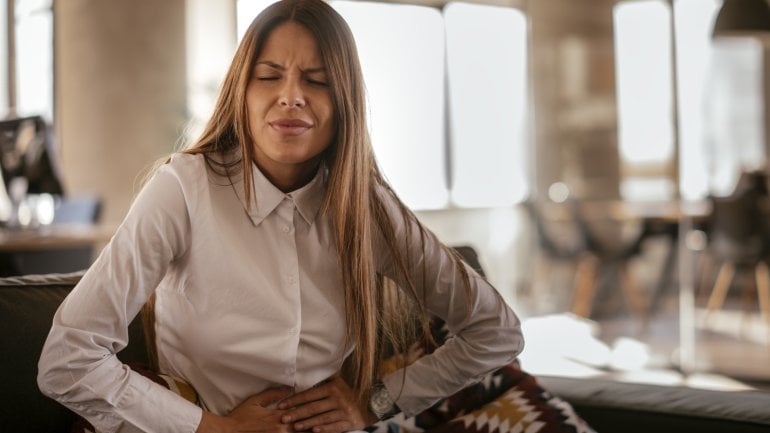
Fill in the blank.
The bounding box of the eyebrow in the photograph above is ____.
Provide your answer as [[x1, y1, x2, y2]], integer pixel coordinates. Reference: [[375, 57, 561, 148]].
[[256, 61, 326, 74]]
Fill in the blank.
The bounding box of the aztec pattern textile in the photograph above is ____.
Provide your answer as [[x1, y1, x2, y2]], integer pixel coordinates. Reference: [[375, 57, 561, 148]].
[[365, 318, 595, 433], [364, 363, 595, 433]]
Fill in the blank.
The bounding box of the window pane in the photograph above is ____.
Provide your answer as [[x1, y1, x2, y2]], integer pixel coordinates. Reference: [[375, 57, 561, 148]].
[[236, 0, 278, 41], [15, 0, 53, 120], [675, 0, 722, 199], [614, 1, 673, 201], [332, 1, 448, 210], [704, 38, 765, 196], [614, 0, 673, 168], [187, 0, 239, 143], [0, 0, 7, 115], [445, 2, 529, 208]]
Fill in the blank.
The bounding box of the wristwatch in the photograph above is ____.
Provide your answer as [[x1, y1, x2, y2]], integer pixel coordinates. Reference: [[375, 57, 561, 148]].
[[369, 381, 399, 420]]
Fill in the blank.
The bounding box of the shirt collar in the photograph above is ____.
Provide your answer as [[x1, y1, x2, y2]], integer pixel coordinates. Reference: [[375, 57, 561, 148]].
[[234, 158, 327, 227]]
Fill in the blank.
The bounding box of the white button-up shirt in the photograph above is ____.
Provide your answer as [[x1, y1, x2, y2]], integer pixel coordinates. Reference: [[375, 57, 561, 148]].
[[38, 152, 523, 433]]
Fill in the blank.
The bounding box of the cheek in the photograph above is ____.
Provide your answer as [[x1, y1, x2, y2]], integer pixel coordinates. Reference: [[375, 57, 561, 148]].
[[245, 86, 266, 118], [319, 100, 335, 136]]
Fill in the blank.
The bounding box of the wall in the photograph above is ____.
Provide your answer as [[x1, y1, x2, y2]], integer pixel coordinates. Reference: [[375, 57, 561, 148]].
[[529, 0, 621, 201], [54, 0, 187, 225]]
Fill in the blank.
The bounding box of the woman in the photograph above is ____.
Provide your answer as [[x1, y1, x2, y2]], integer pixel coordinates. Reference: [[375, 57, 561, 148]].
[[38, 1, 523, 432]]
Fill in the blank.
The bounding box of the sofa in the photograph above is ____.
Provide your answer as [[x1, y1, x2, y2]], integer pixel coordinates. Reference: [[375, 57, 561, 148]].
[[3, 271, 770, 432]]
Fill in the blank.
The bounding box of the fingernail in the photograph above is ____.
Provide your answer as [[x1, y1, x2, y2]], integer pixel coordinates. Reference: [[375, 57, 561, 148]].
[[278, 402, 287, 409], [295, 423, 304, 430], [281, 415, 291, 423]]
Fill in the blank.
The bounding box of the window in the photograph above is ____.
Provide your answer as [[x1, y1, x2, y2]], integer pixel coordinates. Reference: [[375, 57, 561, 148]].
[[613, 0, 721, 200], [332, 1, 448, 210], [236, 0, 278, 40], [444, 2, 529, 207], [0, 0, 8, 115], [675, 0, 721, 198], [14, 0, 53, 120], [614, 0, 673, 201], [704, 37, 766, 196]]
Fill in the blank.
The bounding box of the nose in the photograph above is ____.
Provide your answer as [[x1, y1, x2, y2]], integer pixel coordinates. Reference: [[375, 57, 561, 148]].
[[278, 79, 306, 108]]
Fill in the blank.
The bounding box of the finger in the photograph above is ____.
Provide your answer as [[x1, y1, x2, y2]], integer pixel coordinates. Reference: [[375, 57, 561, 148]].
[[251, 417, 294, 433], [281, 398, 338, 424], [253, 386, 294, 407], [278, 385, 328, 409], [292, 409, 348, 432]]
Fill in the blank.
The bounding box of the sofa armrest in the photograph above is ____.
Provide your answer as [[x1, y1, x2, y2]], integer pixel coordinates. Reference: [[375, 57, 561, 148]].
[[0, 271, 149, 433], [538, 375, 770, 433]]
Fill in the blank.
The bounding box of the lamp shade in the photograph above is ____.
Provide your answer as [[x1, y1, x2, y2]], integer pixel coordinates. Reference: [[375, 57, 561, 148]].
[[713, 0, 770, 36]]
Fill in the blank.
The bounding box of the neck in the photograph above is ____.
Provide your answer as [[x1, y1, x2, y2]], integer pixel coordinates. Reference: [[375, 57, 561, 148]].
[[258, 159, 321, 193]]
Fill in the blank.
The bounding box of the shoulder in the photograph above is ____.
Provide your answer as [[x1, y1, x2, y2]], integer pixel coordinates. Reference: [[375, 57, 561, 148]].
[[371, 179, 425, 247], [151, 152, 219, 188], [163, 152, 207, 176], [372, 180, 412, 226], [373, 181, 398, 211]]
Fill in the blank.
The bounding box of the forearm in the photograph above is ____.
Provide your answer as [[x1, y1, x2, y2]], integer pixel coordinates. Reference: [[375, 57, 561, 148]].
[[384, 265, 523, 416], [38, 348, 202, 433]]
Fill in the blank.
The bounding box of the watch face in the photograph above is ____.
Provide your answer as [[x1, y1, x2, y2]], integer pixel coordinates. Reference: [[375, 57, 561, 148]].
[[369, 384, 395, 419]]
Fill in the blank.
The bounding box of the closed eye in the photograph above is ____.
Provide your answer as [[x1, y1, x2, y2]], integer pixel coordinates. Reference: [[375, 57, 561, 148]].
[[307, 79, 329, 87]]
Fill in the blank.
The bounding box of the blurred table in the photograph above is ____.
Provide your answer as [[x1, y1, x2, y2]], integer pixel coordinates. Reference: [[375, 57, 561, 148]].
[[542, 199, 712, 223], [0, 223, 116, 276], [538, 199, 712, 319], [0, 223, 115, 252]]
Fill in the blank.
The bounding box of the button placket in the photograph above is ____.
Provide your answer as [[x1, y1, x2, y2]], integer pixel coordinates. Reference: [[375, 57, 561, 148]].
[[276, 197, 301, 382]]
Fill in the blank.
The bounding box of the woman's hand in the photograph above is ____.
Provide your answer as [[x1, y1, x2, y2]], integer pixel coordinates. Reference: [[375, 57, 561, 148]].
[[197, 387, 295, 433], [277, 375, 377, 433]]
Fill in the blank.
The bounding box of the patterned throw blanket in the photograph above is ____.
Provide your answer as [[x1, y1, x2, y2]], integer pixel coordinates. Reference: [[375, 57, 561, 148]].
[[365, 362, 594, 433], [364, 318, 595, 433]]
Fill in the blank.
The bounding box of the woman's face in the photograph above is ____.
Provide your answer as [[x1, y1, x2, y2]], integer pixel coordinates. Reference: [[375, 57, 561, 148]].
[[246, 21, 335, 191]]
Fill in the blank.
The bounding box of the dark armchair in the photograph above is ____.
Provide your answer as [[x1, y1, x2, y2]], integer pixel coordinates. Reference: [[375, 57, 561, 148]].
[[702, 189, 770, 324]]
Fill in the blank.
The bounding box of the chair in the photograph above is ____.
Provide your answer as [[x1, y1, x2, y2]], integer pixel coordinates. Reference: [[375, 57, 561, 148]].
[[452, 245, 486, 277], [522, 199, 597, 314], [569, 200, 653, 320], [702, 190, 770, 325], [0, 116, 64, 196]]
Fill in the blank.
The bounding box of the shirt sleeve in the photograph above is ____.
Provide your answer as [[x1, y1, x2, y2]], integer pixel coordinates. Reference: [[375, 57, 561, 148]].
[[374, 187, 524, 418], [37, 162, 202, 433]]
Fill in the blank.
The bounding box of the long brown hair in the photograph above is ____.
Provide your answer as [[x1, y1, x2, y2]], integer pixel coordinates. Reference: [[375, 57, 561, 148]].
[[183, 0, 471, 403]]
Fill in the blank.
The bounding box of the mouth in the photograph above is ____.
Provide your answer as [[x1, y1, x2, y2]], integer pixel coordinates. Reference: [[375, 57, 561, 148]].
[[270, 118, 312, 136]]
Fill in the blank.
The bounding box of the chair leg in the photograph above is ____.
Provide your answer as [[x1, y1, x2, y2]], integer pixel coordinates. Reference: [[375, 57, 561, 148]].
[[619, 262, 646, 321], [705, 262, 735, 322], [742, 270, 756, 336], [696, 251, 714, 306], [572, 255, 598, 318], [755, 262, 770, 326]]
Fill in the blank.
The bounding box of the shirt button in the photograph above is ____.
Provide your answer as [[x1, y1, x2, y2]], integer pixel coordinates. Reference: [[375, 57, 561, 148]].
[[285, 367, 295, 375], [282, 226, 290, 234], [287, 275, 296, 284], [288, 327, 298, 335]]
